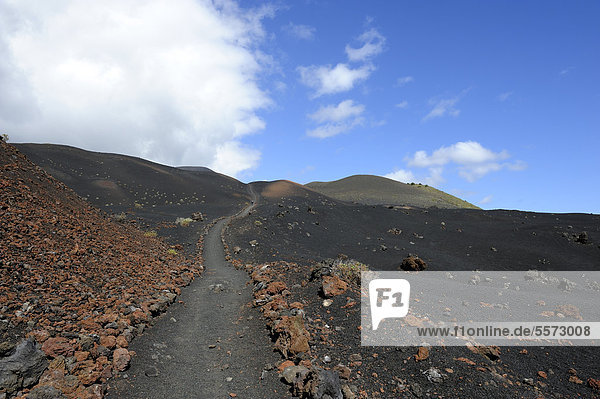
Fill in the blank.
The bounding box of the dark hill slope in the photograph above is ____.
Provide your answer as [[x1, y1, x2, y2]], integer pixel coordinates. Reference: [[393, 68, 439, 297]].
[[306, 174, 479, 209], [225, 181, 600, 399], [0, 140, 199, 398], [15, 143, 250, 253], [228, 181, 600, 271]]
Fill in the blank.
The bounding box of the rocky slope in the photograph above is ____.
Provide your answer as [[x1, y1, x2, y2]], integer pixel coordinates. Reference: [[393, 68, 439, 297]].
[[15, 143, 250, 256], [0, 140, 202, 398]]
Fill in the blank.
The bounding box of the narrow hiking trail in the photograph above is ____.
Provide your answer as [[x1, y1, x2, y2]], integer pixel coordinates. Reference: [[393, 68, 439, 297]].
[[106, 185, 284, 398]]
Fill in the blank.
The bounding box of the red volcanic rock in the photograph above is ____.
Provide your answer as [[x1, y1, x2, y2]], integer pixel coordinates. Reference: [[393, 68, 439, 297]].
[[0, 140, 203, 396], [99, 335, 117, 350], [266, 281, 287, 295], [116, 335, 129, 348], [321, 275, 348, 297], [112, 348, 131, 372], [400, 256, 427, 271], [129, 310, 149, 325], [42, 337, 75, 358]]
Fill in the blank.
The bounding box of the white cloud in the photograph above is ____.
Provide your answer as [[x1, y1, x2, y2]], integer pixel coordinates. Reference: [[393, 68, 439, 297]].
[[298, 63, 373, 98], [458, 163, 503, 182], [423, 167, 445, 186], [0, 0, 272, 178], [423, 96, 461, 121], [479, 195, 493, 205], [384, 167, 444, 187], [560, 67, 573, 76], [384, 169, 415, 183], [274, 81, 287, 92], [283, 22, 315, 40], [498, 91, 513, 102], [395, 101, 409, 109], [396, 76, 414, 86], [306, 118, 364, 139], [345, 28, 385, 62], [308, 100, 364, 123], [211, 141, 260, 178], [408, 141, 510, 168], [307, 99, 365, 139], [406, 141, 525, 182]]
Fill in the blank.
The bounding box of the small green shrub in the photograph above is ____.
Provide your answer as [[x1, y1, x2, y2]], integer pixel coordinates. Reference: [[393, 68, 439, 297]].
[[333, 259, 369, 286], [167, 248, 178, 255], [175, 217, 193, 227], [112, 212, 127, 223], [144, 230, 157, 237]]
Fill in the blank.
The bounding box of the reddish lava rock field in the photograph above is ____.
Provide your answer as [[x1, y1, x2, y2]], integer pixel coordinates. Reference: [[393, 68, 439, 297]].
[[1, 140, 201, 398]]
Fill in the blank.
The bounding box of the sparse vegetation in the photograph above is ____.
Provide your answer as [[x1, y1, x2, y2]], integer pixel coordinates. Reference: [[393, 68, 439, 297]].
[[175, 217, 194, 227], [144, 230, 157, 237], [332, 258, 369, 286], [112, 212, 127, 222], [1, 133, 8, 142], [134, 202, 143, 209], [167, 248, 178, 255]]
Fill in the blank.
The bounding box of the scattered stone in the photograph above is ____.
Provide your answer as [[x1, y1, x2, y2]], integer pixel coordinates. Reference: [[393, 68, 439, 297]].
[[349, 354, 362, 362], [322, 275, 348, 297], [333, 364, 351, 380], [558, 278, 577, 292], [322, 299, 333, 307], [41, 337, 74, 359], [249, 240, 258, 247], [266, 281, 287, 295], [409, 382, 424, 398], [145, 366, 159, 377], [523, 378, 534, 386], [456, 357, 476, 366], [538, 371, 547, 379], [341, 384, 356, 399], [323, 355, 331, 363], [280, 365, 309, 385], [476, 345, 501, 361], [112, 348, 131, 372], [400, 256, 427, 271], [575, 232, 588, 244], [423, 367, 444, 383], [0, 338, 48, 396], [27, 385, 66, 399], [311, 368, 343, 399], [555, 304, 582, 320], [273, 315, 310, 357], [589, 378, 600, 390], [191, 211, 203, 221], [415, 346, 429, 362], [569, 375, 584, 384]]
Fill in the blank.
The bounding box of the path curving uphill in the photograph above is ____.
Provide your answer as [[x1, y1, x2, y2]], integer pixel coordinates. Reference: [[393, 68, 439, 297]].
[[106, 185, 283, 398]]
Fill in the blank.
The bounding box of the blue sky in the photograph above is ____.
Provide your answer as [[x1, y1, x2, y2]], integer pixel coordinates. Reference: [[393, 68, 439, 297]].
[[1, 1, 599, 213]]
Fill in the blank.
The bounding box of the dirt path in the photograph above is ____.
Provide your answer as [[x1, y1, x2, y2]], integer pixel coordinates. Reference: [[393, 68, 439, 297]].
[[106, 186, 284, 398]]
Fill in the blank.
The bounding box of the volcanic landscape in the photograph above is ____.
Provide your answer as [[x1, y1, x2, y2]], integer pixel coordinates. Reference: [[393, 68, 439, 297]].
[[1, 140, 599, 399]]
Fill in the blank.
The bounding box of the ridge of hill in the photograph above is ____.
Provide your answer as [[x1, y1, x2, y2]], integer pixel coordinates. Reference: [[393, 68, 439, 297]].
[[0, 140, 201, 398], [15, 143, 250, 254], [306, 174, 480, 209]]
